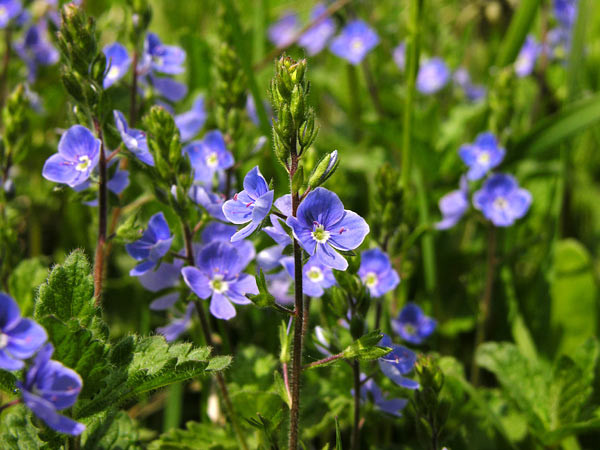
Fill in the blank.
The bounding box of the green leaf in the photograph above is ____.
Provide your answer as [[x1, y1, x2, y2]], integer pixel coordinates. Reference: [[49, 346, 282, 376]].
[[148, 421, 237, 450], [335, 416, 342, 450], [34, 250, 98, 329], [0, 405, 44, 449], [550, 239, 597, 355], [342, 330, 390, 361], [0, 370, 18, 395], [8, 257, 48, 316], [495, 0, 541, 68], [247, 269, 276, 308], [81, 410, 141, 450], [548, 356, 591, 431], [206, 355, 233, 372], [273, 370, 291, 409]]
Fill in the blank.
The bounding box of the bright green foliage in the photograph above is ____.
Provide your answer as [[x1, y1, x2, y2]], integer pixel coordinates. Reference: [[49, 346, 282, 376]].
[[0, 406, 45, 449], [8, 257, 48, 317], [149, 421, 238, 450], [81, 410, 141, 450], [342, 330, 390, 361]]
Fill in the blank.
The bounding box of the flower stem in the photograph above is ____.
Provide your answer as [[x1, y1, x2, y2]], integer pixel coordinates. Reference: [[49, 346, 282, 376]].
[[351, 360, 361, 450], [93, 118, 107, 306], [0, 28, 12, 108], [0, 398, 19, 413], [471, 225, 497, 386], [302, 352, 344, 370], [361, 58, 385, 119], [181, 222, 249, 450]]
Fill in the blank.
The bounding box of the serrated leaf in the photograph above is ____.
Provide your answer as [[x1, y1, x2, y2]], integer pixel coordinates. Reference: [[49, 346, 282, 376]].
[[148, 420, 237, 450], [81, 409, 141, 450], [548, 356, 591, 430], [247, 269, 276, 308], [342, 330, 390, 361], [8, 257, 48, 317], [0, 370, 18, 395], [206, 355, 232, 372], [273, 370, 291, 408], [0, 405, 44, 449]]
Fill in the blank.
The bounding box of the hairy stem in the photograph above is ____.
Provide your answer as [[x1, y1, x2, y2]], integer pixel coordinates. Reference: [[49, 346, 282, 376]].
[[351, 360, 361, 450], [303, 352, 344, 370], [0, 28, 12, 108], [0, 399, 19, 413], [471, 225, 497, 386], [93, 118, 107, 305], [181, 222, 249, 450]]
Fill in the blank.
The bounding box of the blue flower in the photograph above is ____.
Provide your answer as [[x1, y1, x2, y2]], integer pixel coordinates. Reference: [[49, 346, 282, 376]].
[[102, 42, 131, 89], [138, 260, 183, 292], [246, 94, 272, 126], [392, 303, 436, 345], [453, 68, 486, 102], [459, 132, 505, 181], [281, 255, 336, 298], [14, 22, 59, 82], [42, 125, 101, 188], [17, 344, 85, 435], [0, 293, 47, 370], [189, 186, 227, 221], [473, 173, 532, 227], [155, 301, 195, 343], [416, 58, 450, 94], [358, 248, 400, 298], [393, 41, 406, 71], [184, 130, 234, 184], [181, 241, 258, 320], [360, 377, 408, 417], [265, 270, 293, 305], [378, 335, 419, 389], [126, 212, 173, 276], [313, 325, 332, 356], [263, 194, 293, 247], [223, 166, 274, 242], [515, 35, 540, 78], [298, 4, 336, 56], [201, 222, 256, 269], [113, 110, 155, 166], [329, 20, 379, 65], [73, 157, 130, 204], [0, 0, 21, 28], [554, 0, 577, 28], [436, 175, 469, 230], [175, 95, 207, 142], [268, 12, 300, 47], [287, 188, 369, 271]]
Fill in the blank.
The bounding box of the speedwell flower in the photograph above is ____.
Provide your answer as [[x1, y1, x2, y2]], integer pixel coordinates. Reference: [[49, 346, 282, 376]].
[[358, 248, 400, 298], [329, 20, 379, 65], [458, 132, 505, 181], [14, 22, 59, 82], [126, 212, 173, 276], [113, 110, 154, 166], [281, 255, 336, 298], [223, 166, 274, 242], [416, 58, 450, 94], [0, 0, 21, 29], [393, 41, 406, 71], [378, 335, 419, 389], [181, 241, 258, 320], [360, 377, 408, 417], [473, 173, 532, 227], [287, 187, 369, 271], [17, 344, 85, 435], [436, 175, 469, 230], [102, 42, 130, 89], [298, 4, 336, 56], [392, 303, 436, 345], [0, 293, 47, 370], [175, 94, 207, 142], [184, 130, 234, 184], [156, 301, 195, 343], [268, 12, 300, 47], [515, 35, 540, 78], [42, 125, 101, 188]]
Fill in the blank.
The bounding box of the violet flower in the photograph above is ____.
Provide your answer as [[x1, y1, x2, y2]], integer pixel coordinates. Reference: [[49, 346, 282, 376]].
[[436, 175, 469, 230], [125, 212, 173, 276], [103, 42, 131, 89], [473, 173, 532, 227], [13, 21, 59, 82], [113, 110, 155, 166], [378, 335, 419, 389], [459, 132, 505, 181], [416, 58, 450, 94], [175, 95, 207, 142], [0, 0, 21, 28], [268, 12, 300, 47], [392, 303, 436, 345], [281, 255, 336, 298], [184, 130, 234, 184], [358, 248, 400, 298], [329, 20, 379, 65], [298, 4, 336, 56]]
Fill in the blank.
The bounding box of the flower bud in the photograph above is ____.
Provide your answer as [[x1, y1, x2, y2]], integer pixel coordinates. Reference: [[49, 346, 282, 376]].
[[308, 150, 338, 188], [290, 85, 304, 124]]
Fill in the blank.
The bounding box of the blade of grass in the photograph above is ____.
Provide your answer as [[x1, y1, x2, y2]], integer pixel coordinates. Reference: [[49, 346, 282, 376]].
[[495, 0, 542, 68]]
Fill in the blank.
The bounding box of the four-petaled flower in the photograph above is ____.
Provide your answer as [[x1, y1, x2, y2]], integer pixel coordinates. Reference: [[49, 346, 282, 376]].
[[17, 344, 85, 435], [42, 125, 101, 188], [190, 185, 227, 221], [554, 0, 577, 29], [0, 293, 47, 370], [281, 255, 336, 298], [360, 377, 408, 417], [473, 173, 532, 227], [155, 301, 195, 343], [268, 12, 300, 47], [14, 22, 59, 82], [181, 241, 258, 320], [515, 35, 540, 78], [287, 188, 369, 271], [436, 175, 469, 230], [378, 335, 419, 389], [298, 4, 336, 56], [175, 95, 207, 142], [0, 0, 21, 29], [329, 20, 379, 65], [416, 58, 450, 94], [392, 303, 436, 345], [459, 132, 505, 181], [223, 166, 274, 242], [126, 212, 173, 276], [184, 130, 234, 184], [103, 42, 131, 89], [358, 248, 400, 298], [113, 110, 155, 166]]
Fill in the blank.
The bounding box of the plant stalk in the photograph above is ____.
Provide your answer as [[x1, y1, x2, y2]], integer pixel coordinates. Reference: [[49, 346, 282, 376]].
[[93, 118, 107, 305], [0, 28, 12, 108], [351, 360, 361, 450]]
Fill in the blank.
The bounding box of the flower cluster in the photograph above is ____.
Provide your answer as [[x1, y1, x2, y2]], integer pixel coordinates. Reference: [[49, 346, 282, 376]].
[[0, 294, 84, 435]]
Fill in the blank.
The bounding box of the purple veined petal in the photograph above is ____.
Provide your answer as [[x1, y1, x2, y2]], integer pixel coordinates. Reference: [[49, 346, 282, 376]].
[[156, 302, 195, 342], [201, 130, 234, 171], [379, 360, 420, 389], [209, 292, 236, 320], [147, 211, 171, 241], [107, 169, 129, 195], [302, 275, 324, 297], [296, 187, 345, 231], [314, 243, 347, 271], [0, 349, 24, 370], [195, 241, 243, 277], [250, 190, 274, 224], [175, 95, 206, 142], [222, 196, 254, 225], [139, 259, 183, 292], [21, 390, 85, 435], [125, 239, 152, 261], [266, 271, 293, 305], [230, 220, 259, 242], [280, 256, 295, 278], [24, 343, 53, 389], [149, 292, 180, 311], [103, 42, 131, 89], [184, 141, 212, 183], [329, 20, 379, 65], [37, 361, 82, 410], [372, 269, 400, 298], [328, 210, 370, 251], [181, 266, 212, 299], [263, 216, 292, 247], [227, 274, 257, 305], [57, 125, 100, 162], [130, 260, 157, 276], [201, 222, 237, 242], [5, 318, 47, 359], [150, 75, 188, 102], [42, 153, 78, 186], [148, 237, 173, 262], [286, 216, 318, 256], [377, 397, 408, 417], [190, 186, 227, 221], [0, 292, 22, 330], [507, 188, 533, 219], [416, 58, 450, 94], [242, 166, 269, 199], [358, 248, 392, 278], [274, 194, 293, 217]]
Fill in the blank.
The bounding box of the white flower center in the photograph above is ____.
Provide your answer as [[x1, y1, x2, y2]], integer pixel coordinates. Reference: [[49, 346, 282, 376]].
[[107, 66, 120, 79], [205, 152, 218, 168], [403, 324, 417, 336], [75, 155, 92, 172], [477, 152, 490, 165], [493, 196, 508, 210], [364, 272, 378, 288], [0, 7, 7, 20], [0, 333, 7, 349], [306, 266, 324, 283], [312, 224, 330, 243], [209, 274, 229, 294], [351, 38, 364, 53]]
